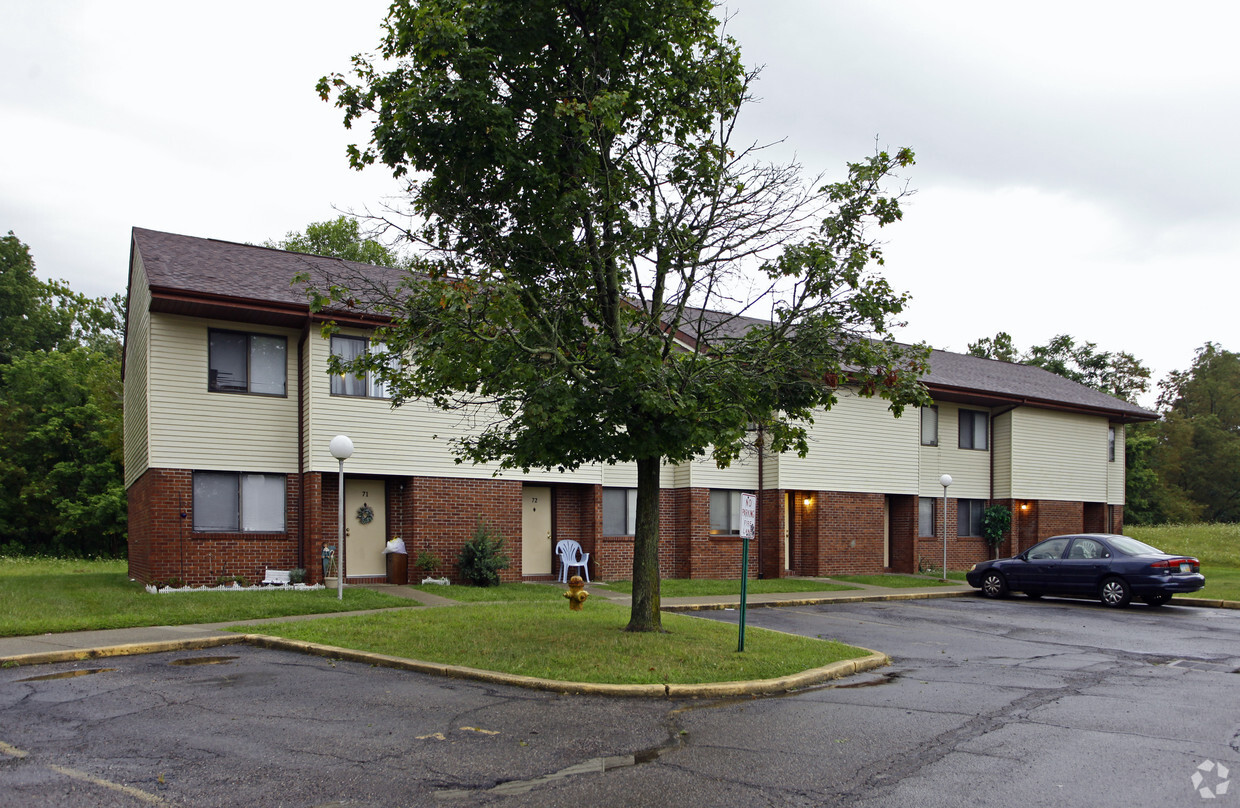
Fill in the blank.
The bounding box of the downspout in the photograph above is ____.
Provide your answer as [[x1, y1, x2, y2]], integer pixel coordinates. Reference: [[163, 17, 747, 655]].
[[988, 404, 1021, 501], [297, 322, 310, 573], [756, 424, 764, 579]]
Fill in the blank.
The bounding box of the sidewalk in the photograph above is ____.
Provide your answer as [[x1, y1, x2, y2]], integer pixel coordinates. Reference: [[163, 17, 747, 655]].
[[0, 579, 970, 666]]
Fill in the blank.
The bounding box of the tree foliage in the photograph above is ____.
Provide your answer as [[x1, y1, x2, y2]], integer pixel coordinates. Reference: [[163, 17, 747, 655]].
[[0, 233, 126, 556], [315, 0, 930, 629], [263, 215, 409, 268], [968, 331, 1150, 403], [1146, 343, 1240, 523]]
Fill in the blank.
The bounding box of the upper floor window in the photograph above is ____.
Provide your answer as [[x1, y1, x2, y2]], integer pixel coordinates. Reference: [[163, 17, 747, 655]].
[[710, 489, 752, 535], [193, 471, 286, 533], [331, 336, 394, 398], [602, 488, 638, 536], [1108, 426, 1116, 462], [920, 406, 938, 446], [208, 330, 287, 395], [958, 409, 989, 451]]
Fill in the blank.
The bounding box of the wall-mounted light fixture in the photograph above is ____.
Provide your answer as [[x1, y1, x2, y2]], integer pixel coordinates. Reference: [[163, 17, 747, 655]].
[[803, 495, 812, 507], [1020, 502, 1029, 511]]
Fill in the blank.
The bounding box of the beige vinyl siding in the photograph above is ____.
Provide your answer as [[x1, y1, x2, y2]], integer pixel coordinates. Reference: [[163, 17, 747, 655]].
[[122, 255, 151, 487], [684, 452, 760, 491], [146, 315, 300, 473], [991, 410, 1013, 499], [918, 402, 991, 499], [1107, 422, 1126, 505], [1010, 408, 1108, 501], [600, 462, 678, 489], [305, 331, 606, 482], [776, 392, 919, 494]]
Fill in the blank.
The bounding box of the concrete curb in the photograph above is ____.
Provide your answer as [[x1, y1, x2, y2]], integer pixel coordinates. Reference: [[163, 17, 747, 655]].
[[1173, 597, 1240, 610], [241, 633, 890, 697], [0, 635, 247, 668], [662, 588, 974, 612]]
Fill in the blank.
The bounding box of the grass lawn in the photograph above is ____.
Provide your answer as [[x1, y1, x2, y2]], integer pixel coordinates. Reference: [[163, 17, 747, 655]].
[[1127, 523, 1240, 601], [238, 601, 871, 684], [408, 582, 565, 602], [597, 578, 858, 598], [831, 574, 955, 588], [0, 557, 413, 637]]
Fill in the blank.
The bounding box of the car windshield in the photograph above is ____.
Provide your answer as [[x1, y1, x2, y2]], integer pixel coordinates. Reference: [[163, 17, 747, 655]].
[[1106, 535, 1164, 556]]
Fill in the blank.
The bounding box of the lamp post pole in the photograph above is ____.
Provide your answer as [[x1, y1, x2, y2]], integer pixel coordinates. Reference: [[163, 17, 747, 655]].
[[329, 435, 354, 601], [939, 474, 953, 581]]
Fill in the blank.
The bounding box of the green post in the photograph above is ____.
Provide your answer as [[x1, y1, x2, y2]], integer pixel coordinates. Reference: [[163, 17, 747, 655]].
[[738, 535, 749, 652]]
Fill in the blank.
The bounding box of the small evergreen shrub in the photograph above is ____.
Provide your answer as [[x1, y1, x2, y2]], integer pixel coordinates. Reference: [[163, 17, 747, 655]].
[[982, 505, 1012, 554], [457, 520, 509, 587]]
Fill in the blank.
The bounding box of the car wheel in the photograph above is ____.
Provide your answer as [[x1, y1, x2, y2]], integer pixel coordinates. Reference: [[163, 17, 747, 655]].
[[1099, 577, 1132, 608], [1143, 593, 1172, 607], [981, 571, 1008, 599], [1025, 592, 1043, 599]]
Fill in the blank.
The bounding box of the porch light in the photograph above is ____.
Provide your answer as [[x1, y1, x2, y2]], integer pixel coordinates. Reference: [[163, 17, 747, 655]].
[[803, 495, 812, 507], [330, 435, 354, 601]]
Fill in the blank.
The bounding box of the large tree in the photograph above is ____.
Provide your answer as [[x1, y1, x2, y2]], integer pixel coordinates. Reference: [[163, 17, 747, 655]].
[[314, 0, 929, 630], [263, 216, 409, 268], [1152, 343, 1240, 523], [968, 331, 1150, 403], [0, 233, 126, 556]]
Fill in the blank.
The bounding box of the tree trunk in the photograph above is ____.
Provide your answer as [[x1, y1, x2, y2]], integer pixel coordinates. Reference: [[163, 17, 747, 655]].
[[625, 455, 663, 632]]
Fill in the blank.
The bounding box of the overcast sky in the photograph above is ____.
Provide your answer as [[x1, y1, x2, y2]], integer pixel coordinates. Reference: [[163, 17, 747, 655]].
[[3, 1, 1237, 404]]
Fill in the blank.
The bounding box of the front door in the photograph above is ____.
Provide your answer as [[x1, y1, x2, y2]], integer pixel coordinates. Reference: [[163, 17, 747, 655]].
[[522, 486, 552, 576], [345, 479, 386, 578]]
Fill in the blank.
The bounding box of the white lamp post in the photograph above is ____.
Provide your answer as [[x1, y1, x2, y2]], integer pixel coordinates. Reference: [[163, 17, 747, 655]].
[[329, 435, 354, 601], [939, 474, 953, 581]]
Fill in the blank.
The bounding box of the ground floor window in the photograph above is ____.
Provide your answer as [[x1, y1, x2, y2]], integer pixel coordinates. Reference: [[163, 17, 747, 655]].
[[710, 489, 752, 535], [957, 498, 984, 537], [193, 472, 286, 533], [602, 487, 638, 535], [918, 497, 936, 537]]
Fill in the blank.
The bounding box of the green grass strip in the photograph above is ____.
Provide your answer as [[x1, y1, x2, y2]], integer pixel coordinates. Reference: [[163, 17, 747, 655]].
[[407, 582, 566, 602], [0, 557, 413, 637], [238, 601, 869, 684], [598, 578, 858, 597], [830, 574, 955, 588]]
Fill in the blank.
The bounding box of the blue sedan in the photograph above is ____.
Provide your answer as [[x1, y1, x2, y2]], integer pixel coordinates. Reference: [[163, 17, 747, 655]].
[[965, 533, 1204, 607]]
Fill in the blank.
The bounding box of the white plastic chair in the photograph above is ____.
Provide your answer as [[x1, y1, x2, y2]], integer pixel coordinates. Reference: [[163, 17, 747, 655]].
[[555, 539, 590, 583]]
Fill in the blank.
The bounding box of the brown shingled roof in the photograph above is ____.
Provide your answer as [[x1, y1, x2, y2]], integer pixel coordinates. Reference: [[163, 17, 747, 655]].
[[128, 226, 1157, 422]]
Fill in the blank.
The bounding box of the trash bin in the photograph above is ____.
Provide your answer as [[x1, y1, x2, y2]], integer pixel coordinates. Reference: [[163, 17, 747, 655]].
[[384, 538, 408, 584], [385, 551, 408, 584]]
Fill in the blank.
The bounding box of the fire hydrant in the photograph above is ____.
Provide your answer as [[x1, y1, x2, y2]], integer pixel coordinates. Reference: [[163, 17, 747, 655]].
[[563, 575, 589, 611]]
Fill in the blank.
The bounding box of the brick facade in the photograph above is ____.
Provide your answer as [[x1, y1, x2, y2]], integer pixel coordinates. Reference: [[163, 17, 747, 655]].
[[127, 469, 1126, 586], [127, 468, 302, 587]]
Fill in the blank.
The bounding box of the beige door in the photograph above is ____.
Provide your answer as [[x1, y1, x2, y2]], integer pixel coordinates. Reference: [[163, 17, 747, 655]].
[[345, 479, 386, 577], [522, 486, 552, 576]]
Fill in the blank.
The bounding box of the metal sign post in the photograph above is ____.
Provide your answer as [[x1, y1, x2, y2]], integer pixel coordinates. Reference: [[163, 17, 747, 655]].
[[738, 493, 757, 652]]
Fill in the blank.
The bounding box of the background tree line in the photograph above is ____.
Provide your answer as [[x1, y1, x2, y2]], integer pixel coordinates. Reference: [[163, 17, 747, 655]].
[[969, 332, 1239, 525], [0, 232, 126, 556]]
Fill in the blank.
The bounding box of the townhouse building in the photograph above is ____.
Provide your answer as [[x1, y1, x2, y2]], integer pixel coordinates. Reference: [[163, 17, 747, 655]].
[[123, 227, 1155, 586]]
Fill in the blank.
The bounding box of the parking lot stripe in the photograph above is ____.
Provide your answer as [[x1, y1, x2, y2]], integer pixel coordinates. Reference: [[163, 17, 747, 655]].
[[0, 740, 28, 759], [44, 764, 166, 805]]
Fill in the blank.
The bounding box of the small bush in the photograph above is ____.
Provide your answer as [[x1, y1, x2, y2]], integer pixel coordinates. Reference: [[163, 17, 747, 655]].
[[456, 520, 509, 587], [288, 568, 306, 584], [414, 550, 442, 576], [982, 505, 1012, 552]]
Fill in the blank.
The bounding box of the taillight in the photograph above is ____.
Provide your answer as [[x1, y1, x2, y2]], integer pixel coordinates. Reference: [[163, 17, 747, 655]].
[[1150, 558, 1199, 573]]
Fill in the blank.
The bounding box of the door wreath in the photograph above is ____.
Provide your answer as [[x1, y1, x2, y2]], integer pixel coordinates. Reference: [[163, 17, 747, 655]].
[[356, 503, 374, 525]]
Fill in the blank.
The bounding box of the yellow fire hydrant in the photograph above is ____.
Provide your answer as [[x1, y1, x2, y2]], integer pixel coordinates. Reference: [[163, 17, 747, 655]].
[[563, 575, 589, 611]]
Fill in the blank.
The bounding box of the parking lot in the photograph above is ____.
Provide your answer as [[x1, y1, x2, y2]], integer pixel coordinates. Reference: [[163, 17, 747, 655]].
[[2, 596, 1238, 807]]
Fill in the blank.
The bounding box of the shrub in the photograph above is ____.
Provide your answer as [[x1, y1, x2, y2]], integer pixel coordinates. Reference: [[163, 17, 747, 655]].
[[414, 550, 442, 576], [456, 520, 509, 587], [288, 568, 306, 585], [982, 505, 1012, 554]]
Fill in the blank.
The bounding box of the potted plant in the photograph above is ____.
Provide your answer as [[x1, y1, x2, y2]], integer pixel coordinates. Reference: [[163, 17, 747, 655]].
[[322, 546, 338, 589]]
